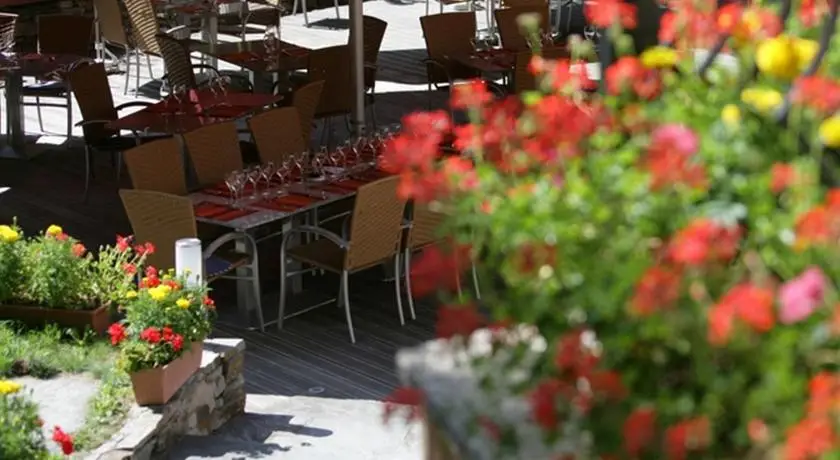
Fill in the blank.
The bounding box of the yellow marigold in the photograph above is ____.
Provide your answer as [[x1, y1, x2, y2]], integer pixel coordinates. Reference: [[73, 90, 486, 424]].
[[756, 35, 819, 80], [0, 380, 22, 395], [46, 224, 63, 237], [125, 290, 138, 299], [721, 104, 741, 128], [819, 116, 840, 148], [176, 298, 191, 309], [793, 37, 818, 71], [0, 225, 20, 243], [640, 46, 678, 69], [741, 87, 783, 114], [148, 285, 172, 302]]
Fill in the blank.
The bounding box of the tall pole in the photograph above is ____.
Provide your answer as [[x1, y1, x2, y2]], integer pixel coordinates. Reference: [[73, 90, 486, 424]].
[[349, 0, 365, 137]]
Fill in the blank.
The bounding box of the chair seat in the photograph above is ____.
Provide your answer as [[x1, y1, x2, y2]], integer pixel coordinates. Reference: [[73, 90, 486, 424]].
[[21, 80, 68, 96], [206, 251, 250, 281], [287, 238, 346, 272]]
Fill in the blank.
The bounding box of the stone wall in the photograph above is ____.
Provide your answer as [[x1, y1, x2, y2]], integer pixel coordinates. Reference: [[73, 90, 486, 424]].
[[86, 338, 247, 460]]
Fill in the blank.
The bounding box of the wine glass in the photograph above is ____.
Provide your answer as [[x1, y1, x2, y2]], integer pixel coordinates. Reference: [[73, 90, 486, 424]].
[[292, 152, 306, 183], [224, 171, 242, 207], [260, 162, 276, 197], [246, 166, 261, 199], [274, 161, 290, 192]]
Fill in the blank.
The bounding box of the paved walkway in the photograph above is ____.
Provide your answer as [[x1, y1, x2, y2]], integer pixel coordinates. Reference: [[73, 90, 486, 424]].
[[168, 394, 422, 459]]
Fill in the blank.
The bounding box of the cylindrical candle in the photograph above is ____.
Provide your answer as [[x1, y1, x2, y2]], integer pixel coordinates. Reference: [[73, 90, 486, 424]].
[[175, 238, 203, 287]]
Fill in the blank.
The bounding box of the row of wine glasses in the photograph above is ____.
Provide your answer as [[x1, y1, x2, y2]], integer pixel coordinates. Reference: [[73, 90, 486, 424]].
[[208, 75, 232, 101]]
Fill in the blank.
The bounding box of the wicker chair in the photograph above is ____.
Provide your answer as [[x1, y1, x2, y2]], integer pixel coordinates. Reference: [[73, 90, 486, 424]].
[[403, 203, 481, 318], [306, 45, 352, 148], [278, 176, 406, 343], [123, 137, 187, 195], [183, 121, 244, 187], [290, 80, 324, 148], [419, 13, 480, 97], [357, 16, 387, 129], [0, 13, 16, 53], [68, 62, 154, 200], [291, 0, 340, 28], [247, 107, 306, 165], [156, 32, 252, 95], [495, 5, 550, 52], [119, 189, 265, 331], [217, 0, 282, 40], [21, 15, 94, 138], [513, 46, 570, 94], [93, 0, 153, 88]]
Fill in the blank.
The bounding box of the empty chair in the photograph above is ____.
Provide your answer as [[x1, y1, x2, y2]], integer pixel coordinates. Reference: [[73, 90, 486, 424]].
[[0, 13, 16, 53], [156, 32, 252, 94], [420, 13, 479, 90], [290, 80, 324, 147], [357, 16, 387, 129], [119, 189, 264, 330], [278, 176, 406, 343], [22, 14, 94, 137], [247, 107, 306, 165], [296, 45, 352, 147], [123, 137, 187, 195], [495, 5, 551, 52], [291, 0, 340, 28], [122, 0, 162, 95], [183, 121, 244, 187]]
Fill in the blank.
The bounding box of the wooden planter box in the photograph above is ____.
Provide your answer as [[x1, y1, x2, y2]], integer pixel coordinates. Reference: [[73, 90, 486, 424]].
[[0, 304, 110, 334], [129, 341, 204, 406]]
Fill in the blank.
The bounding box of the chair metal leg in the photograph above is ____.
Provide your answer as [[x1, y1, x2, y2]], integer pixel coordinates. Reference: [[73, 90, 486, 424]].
[[146, 54, 153, 80], [303, 0, 309, 27], [83, 145, 93, 202], [35, 97, 43, 133], [394, 255, 405, 325], [251, 269, 265, 332], [123, 48, 131, 95], [404, 249, 416, 320], [333, 0, 340, 19], [278, 238, 289, 330], [341, 270, 356, 343], [135, 52, 141, 95], [425, 0, 430, 15]]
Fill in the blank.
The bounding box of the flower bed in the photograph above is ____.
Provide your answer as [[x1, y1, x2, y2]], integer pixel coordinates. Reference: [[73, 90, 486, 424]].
[[0, 378, 77, 459], [0, 224, 151, 334], [384, 0, 840, 458]]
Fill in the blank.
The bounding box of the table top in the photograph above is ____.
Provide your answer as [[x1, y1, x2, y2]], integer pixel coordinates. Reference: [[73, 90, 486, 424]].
[[109, 90, 283, 134], [448, 49, 516, 74], [153, 0, 238, 14], [190, 40, 309, 73], [0, 53, 90, 78]]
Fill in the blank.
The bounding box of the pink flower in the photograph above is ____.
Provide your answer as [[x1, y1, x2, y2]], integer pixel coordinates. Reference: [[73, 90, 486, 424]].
[[650, 123, 699, 156], [779, 267, 828, 324]]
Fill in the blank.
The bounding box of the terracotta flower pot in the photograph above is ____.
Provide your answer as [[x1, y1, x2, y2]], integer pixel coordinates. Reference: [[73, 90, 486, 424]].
[[0, 304, 110, 334], [129, 341, 204, 406]]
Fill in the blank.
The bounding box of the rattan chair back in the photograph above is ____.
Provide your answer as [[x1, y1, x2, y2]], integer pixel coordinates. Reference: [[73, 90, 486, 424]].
[[37, 15, 94, 56], [0, 13, 17, 53], [420, 12, 476, 85], [513, 46, 571, 94], [248, 107, 306, 165], [124, 137, 187, 195], [345, 176, 405, 271], [119, 189, 197, 270], [495, 5, 549, 52], [68, 62, 118, 144], [93, 0, 128, 47], [124, 0, 162, 55], [183, 121, 244, 187], [291, 79, 324, 145], [408, 202, 447, 249], [307, 45, 352, 118], [156, 32, 197, 89], [360, 15, 386, 88]]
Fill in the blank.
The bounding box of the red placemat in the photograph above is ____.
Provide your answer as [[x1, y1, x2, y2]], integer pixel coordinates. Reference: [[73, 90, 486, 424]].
[[203, 104, 248, 118], [329, 179, 368, 191], [194, 202, 255, 221], [220, 51, 262, 62], [201, 182, 257, 198]]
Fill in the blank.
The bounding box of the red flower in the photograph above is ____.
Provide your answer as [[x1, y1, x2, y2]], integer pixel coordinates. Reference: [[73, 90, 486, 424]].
[[139, 327, 162, 344], [116, 235, 132, 252], [450, 79, 492, 109], [784, 417, 836, 460], [383, 386, 424, 422], [668, 219, 741, 267], [135, 242, 156, 256], [162, 326, 174, 341], [554, 330, 599, 377], [606, 57, 644, 96], [52, 426, 74, 455], [664, 417, 710, 460], [709, 283, 775, 345], [770, 163, 796, 193], [623, 407, 657, 456], [799, 0, 830, 28], [107, 323, 127, 346], [529, 378, 564, 430], [436, 303, 483, 339], [748, 419, 769, 444], [630, 265, 682, 315], [587, 370, 627, 400], [409, 243, 472, 298], [807, 372, 840, 417], [123, 263, 137, 275], [644, 124, 706, 191], [71, 243, 86, 257], [170, 333, 184, 352], [203, 296, 216, 311], [584, 0, 637, 30]]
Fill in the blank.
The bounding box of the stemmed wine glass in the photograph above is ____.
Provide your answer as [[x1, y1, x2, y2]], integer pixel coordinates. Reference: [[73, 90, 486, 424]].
[[273, 160, 291, 194], [260, 162, 276, 197], [224, 171, 243, 208], [246, 166, 261, 199], [292, 152, 307, 183]]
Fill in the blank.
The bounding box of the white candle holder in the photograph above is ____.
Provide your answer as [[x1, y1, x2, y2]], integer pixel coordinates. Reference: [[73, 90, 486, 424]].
[[175, 238, 203, 287]]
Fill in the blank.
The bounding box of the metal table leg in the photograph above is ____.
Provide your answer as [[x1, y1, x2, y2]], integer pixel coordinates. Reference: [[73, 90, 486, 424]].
[[0, 72, 31, 160], [234, 234, 256, 324]]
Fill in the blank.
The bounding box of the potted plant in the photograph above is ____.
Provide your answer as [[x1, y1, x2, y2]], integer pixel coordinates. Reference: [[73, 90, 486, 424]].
[[0, 226, 152, 334], [109, 267, 215, 405], [0, 379, 75, 458], [384, 0, 840, 458]]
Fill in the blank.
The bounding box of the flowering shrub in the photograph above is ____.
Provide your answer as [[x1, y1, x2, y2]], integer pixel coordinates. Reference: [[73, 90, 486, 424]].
[[0, 225, 151, 310], [383, 0, 840, 458], [110, 267, 215, 373], [0, 379, 74, 459]]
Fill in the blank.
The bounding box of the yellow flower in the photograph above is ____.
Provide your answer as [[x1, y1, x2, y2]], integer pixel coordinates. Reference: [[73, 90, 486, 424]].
[[721, 104, 741, 128], [640, 46, 678, 69], [741, 87, 783, 114], [148, 285, 172, 302], [0, 380, 22, 395], [46, 224, 63, 237], [125, 290, 138, 299], [819, 116, 840, 148], [176, 298, 191, 309], [756, 35, 819, 80], [0, 225, 20, 243]]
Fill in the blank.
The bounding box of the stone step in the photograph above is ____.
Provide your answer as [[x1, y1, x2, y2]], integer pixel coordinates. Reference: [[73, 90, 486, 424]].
[[167, 394, 422, 460]]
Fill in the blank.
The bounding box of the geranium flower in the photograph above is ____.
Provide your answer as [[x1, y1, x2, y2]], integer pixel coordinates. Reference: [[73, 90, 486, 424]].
[[778, 267, 827, 324], [107, 323, 127, 346], [664, 417, 710, 460], [135, 242, 156, 256], [770, 163, 796, 193], [139, 327, 162, 344], [409, 243, 472, 298], [71, 243, 86, 257], [644, 124, 706, 190], [709, 283, 775, 345], [792, 76, 840, 115], [784, 417, 835, 460], [528, 378, 564, 430], [383, 386, 424, 422], [116, 234, 132, 252], [668, 219, 741, 266], [630, 265, 682, 315], [52, 426, 74, 455], [170, 333, 184, 352], [436, 303, 483, 339], [450, 79, 492, 109], [623, 407, 657, 456], [584, 0, 637, 30], [203, 296, 216, 310]]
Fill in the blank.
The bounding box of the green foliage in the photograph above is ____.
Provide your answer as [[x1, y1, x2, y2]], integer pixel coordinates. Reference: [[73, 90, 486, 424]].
[[0, 390, 52, 460]]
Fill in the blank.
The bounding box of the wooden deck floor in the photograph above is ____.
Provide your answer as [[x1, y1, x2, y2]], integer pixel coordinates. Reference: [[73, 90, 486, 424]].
[[0, 0, 482, 400]]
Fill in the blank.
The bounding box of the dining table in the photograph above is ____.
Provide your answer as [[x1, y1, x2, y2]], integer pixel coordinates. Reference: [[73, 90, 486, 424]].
[[0, 52, 90, 160], [153, 0, 241, 69]]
